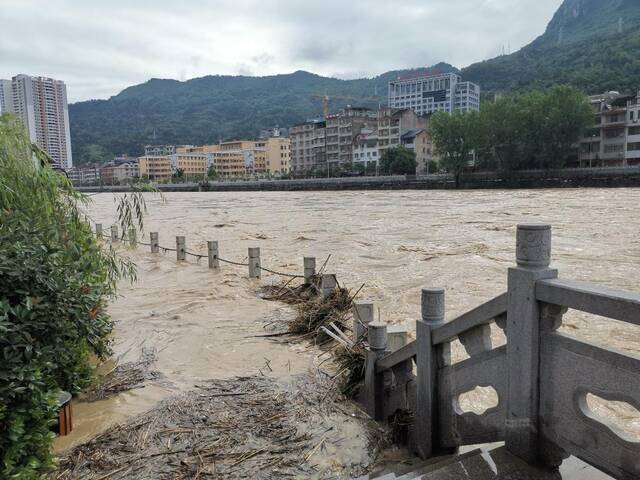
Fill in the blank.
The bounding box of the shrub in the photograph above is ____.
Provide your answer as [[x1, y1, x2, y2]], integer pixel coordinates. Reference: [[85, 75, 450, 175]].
[[0, 114, 136, 478]]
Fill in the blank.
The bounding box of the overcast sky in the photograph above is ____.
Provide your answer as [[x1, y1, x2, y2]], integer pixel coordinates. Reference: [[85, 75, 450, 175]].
[[0, 0, 563, 103]]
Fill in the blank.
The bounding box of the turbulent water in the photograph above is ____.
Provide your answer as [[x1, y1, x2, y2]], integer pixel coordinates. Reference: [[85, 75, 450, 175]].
[[55, 189, 640, 454]]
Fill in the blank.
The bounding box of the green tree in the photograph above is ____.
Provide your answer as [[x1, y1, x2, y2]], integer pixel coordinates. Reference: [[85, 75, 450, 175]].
[[429, 112, 476, 186], [379, 146, 417, 175], [207, 164, 217, 180], [0, 114, 142, 478]]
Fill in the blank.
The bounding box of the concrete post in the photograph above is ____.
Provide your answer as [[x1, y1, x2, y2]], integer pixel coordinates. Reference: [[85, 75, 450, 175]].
[[128, 228, 137, 247], [352, 303, 374, 341], [248, 247, 261, 279], [208, 241, 219, 269], [365, 321, 388, 420], [388, 325, 409, 352], [150, 232, 159, 253], [111, 225, 119, 242], [415, 287, 447, 459], [505, 224, 557, 463], [320, 274, 337, 299], [303, 257, 316, 285], [95, 224, 103, 238], [176, 236, 186, 261]]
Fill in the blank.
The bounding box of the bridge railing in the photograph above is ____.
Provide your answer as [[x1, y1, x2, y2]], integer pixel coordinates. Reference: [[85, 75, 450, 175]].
[[363, 224, 640, 479]]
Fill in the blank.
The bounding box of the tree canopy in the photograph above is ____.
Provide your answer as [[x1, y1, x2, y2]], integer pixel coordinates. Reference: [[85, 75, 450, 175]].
[[429, 85, 593, 181], [379, 146, 417, 175]]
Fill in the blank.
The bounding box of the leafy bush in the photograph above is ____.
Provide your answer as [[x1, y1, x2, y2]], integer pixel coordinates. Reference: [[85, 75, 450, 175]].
[[0, 114, 135, 478]]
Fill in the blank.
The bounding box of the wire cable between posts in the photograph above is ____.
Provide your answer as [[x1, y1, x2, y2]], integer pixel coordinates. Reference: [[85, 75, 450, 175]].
[[257, 265, 304, 279], [218, 256, 250, 267], [97, 224, 305, 279]]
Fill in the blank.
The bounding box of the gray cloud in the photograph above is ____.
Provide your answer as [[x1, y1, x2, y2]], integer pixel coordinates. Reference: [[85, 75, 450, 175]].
[[0, 0, 562, 102]]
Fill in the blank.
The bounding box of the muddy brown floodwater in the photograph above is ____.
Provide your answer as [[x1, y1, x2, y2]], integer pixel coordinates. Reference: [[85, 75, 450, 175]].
[[55, 189, 640, 456]]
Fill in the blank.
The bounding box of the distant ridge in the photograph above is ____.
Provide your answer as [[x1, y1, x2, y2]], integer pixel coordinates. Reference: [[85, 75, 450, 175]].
[[69, 0, 640, 164]]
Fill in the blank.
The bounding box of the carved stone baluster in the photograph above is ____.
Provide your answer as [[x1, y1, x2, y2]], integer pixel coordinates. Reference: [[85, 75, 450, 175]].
[[505, 224, 558, 463]]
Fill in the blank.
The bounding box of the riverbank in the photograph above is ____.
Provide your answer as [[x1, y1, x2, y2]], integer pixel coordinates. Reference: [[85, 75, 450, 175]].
[[77, 166, 640, 193], [52, 374, 383, 479]]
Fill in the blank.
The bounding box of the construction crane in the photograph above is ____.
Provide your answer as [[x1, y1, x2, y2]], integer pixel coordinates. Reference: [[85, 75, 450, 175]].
[[312, 93, 382, 119]]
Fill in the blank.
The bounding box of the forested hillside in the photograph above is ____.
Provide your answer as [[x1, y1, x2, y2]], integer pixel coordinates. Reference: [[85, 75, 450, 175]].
[[69, 0, 640, 164]]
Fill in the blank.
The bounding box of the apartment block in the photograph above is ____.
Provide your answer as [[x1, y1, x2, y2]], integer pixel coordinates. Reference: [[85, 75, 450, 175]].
[[352, 126, 379, 168], [388, 72, 480, 115], [169, 152, 214, 179], [580, 91, 640, 167], [290, 120, 326, 173], [325, 107, 378, 167], [0, 79, 11, 113], [1, 74, 73, 169], [101, 156, 139, 184], [401, 129, 435, 174], [67, 166, 101, 186], [255, 136, 291, 174], [378, 107, 430, 159], [138, 156, 172, 181]]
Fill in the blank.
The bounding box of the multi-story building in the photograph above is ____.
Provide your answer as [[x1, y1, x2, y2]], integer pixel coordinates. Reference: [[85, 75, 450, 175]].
[[325, 107, 378, 168], [145, 145, 177, 157], [401, 129, 435, 174], [0, 79, 12, 113], [212, 141, 256, 177], [67, 166, 101, 185], [579, 91, 640, 168], [352, 126, 379, 169], [254, 136, 290, 174], [290, 120, 326, 174], [0, 74, 73, 169], [378, 108, 430, 159], [388, 72, 480, 115], [138, 156, 172, 181], [168, 152, 214, 179], [101, 156, 139, 184]]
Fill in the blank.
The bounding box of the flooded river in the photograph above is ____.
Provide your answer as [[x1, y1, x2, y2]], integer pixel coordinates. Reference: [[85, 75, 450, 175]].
[[55, 189, 640, 454]]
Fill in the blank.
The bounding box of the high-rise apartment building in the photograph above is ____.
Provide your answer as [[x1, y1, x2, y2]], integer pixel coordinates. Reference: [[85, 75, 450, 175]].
[[0, 75, 73, 169], [0, 80, 12, 114], [388, 72, 480, 115]]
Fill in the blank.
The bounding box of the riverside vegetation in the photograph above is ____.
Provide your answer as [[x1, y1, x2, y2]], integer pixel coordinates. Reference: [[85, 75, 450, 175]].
[[0, 114, 146, 478]]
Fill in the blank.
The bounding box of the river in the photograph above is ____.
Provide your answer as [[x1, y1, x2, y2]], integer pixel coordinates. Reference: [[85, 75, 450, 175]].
[[55, 189, 640, 458]]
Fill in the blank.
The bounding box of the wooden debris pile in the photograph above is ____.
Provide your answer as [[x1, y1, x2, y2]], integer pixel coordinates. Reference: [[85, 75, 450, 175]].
[[52, 375, 380, 479], [261, 277, 363, 344], [80, 348, 158, 402]]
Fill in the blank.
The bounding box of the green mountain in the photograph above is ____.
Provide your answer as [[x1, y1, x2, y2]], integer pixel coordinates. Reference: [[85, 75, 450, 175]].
[[462, 0, 640, 94], [70, 64, 458, 164], [69, 0, 640, 165]]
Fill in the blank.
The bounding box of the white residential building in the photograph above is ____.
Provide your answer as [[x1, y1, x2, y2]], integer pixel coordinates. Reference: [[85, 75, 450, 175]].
[[388, 72, 480, 115], [0, 79, 12, 113], [0, 74, 73, 169]]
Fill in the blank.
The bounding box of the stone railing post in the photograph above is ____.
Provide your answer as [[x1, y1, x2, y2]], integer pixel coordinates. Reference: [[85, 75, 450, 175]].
[[303, 257, 316, 285], [365, 321, 388, 420], [111, 225, 119, 242], [505, 224, 557, 463], [320, 274, 337, 299], [95, 224, 103, 238], [415, 287, 448, 459], [150, 232, 159, 253], [128, 227, 137, 247], [208, 241, 219, 269], [248, 247, 261, 278], [176, 236, 186, 261], [353, 303, 374, 341], [388, 325, 408, 352]]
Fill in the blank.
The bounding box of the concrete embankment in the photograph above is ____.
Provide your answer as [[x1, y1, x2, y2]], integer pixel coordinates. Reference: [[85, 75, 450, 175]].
[[77, 166, 640, 193]]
